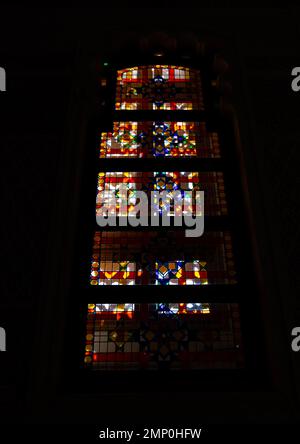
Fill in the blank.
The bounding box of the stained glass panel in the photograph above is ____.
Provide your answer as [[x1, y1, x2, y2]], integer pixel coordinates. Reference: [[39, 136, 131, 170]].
[[155, 260, 208, 285], [99, 122, 220, 158], [84, 303, 243, 370], [96, 171, 227, 217], [84, 63, 244, 372], [115, 66, 203, 110], [90, 231, 236, 286]]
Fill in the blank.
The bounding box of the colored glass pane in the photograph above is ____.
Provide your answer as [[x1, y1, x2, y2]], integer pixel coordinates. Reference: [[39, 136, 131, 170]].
[[90, 231, 236, 286], [84, 303, 243, 370], [96, 171, 227, 217], [99, 122, 220, 158], [115, 65, 203, 110]]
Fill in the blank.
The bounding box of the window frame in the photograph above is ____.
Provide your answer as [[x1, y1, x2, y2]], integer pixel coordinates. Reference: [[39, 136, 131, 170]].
[[62, 56, 267, 392]]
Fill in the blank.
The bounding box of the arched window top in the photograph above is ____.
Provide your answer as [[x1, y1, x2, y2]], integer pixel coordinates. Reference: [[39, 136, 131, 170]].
[[117, 65, 198, 80], [116, 65, 203, 111]]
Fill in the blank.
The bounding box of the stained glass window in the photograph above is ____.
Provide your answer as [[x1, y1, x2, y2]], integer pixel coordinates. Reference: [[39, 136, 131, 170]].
[[83, 62, 245, 372], [100, 122, 220, 158], [96, 171, 227, 217], [115, 66, 203, 111], [84, 303, 243, 370], [90, 231, 236, 286]]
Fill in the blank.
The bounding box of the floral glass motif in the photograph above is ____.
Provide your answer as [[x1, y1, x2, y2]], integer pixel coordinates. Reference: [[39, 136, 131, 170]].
[[99, 122, 220, 158], [153, 121, 196, 157], [97, 261, 136, 285], [100, 122, 147, 158], [157, 303, 210, 314], [96, 171, 227, 218], [90, 231, 236, 286], [84, 303, 243, 370], [115, 66, 203, 110], [155, 260, 208, 285]]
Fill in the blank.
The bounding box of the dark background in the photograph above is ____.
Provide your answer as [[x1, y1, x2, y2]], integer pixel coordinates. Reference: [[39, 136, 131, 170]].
[[0, 6, 300, 425]]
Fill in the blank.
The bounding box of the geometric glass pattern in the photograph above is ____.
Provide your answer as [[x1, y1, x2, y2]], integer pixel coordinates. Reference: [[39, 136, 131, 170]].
[[96, 261, 136, 286], [96, 171, 227, 217], [83, 62, 245, 371], [99, 122, 220, 158], [155, 260, 208, 285], [115, 65, 203, 110], [84, 303, 243, 370], [90, 231, 236, 286], [157, 303, 210, 314]]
